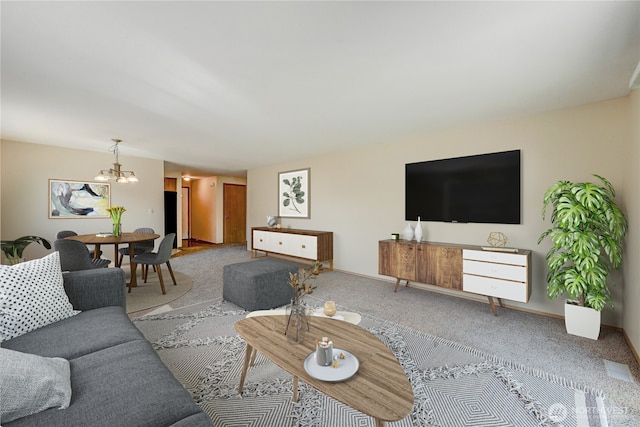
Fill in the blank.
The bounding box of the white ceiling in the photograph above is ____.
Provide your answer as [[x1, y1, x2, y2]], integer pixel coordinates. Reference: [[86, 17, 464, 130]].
[[2, 1, 639, 177]]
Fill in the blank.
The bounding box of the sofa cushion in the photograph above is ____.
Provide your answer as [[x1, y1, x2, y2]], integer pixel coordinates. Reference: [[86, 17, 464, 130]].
[[0, 252, 79, 341], [1, 306, 145, 360], [0, 348, 72, 423], [5, 340, 209, 427]]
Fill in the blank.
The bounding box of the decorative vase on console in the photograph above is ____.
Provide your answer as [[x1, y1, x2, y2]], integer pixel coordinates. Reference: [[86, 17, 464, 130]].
[[414, 216, 423, 242], [401, 223, 414, 241]]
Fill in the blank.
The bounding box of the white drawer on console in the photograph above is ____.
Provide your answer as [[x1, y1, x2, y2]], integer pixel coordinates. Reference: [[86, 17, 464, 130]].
[[463, 274, 529, 302], [462, 249, 527, 266], [252, 230, 272, 251], [463, 259, 527, 282], [286, 234, 318, 258]]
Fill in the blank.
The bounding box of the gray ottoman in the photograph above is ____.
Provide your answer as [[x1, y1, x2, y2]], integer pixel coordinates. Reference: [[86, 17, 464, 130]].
[[223, 258, 299, 311]]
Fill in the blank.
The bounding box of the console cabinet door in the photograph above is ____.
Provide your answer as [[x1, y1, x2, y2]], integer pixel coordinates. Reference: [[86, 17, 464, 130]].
[[286, 234, 318, 259], [378, 240, 395, 277], [378, 241, 416, 281], [433, 246, 462, 290], [416, 244, 431, 283], [416, 245, 462, 289], [392, 241, 416, 281]]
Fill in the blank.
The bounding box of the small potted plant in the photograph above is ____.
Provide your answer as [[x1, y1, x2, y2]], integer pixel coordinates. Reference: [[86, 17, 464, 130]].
[[1, 235, 52, 265], [538, 174, 628, 339]]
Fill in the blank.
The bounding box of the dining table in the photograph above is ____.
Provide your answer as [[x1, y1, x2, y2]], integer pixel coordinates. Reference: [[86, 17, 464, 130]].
[[65, 232, 160, 288]]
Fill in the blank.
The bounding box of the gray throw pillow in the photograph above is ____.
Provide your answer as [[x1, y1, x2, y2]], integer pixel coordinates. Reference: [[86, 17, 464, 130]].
[[0, 348, 72, 423]]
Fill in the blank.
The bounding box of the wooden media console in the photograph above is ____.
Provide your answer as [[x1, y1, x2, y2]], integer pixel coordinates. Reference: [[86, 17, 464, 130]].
[[379, 239, 531, 315]]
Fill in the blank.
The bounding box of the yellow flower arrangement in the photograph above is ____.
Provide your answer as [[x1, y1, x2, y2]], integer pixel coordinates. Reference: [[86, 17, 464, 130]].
[[106, 206, 126, 236], [106, 205, 126, 223]]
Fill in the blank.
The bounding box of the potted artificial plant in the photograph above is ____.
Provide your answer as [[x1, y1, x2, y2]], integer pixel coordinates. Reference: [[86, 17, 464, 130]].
[[1, 235, 52, 265], [538, 174, 628, 339]]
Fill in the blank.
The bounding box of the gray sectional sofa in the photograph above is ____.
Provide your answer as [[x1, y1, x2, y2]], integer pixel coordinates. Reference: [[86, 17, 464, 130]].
[[2, 267, 213, 426]]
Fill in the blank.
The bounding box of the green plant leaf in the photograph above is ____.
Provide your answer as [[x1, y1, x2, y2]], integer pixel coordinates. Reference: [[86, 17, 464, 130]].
[[1, 235, 52, 263], [572, 182, 607, 210]]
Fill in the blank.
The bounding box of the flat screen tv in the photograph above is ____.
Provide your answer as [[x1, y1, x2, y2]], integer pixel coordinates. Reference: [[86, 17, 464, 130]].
[[405, 150, 521, 224]]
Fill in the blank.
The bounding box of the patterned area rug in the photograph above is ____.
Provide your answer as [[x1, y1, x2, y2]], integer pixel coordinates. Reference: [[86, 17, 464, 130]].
[[124, 270, 193, 314], [133, 299, 609, 427]]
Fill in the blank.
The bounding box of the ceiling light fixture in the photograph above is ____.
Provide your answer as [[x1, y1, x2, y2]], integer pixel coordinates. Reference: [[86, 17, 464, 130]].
[[94, 139, 139, 183]]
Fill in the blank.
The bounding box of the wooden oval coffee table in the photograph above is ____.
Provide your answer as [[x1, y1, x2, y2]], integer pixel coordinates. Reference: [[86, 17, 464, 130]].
[[234, 316, 413, 427]]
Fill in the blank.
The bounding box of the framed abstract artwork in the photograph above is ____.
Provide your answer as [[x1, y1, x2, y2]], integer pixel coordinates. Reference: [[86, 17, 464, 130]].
[[278, 168, 310, 218], [49, 179, 111, 218]]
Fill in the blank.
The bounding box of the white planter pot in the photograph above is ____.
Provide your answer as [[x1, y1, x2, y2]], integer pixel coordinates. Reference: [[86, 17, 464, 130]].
[[564, 300, 601, 340]]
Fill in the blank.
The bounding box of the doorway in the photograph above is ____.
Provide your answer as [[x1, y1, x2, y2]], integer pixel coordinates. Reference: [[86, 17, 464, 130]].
[[181, 186, 190, 239], [223, 183, 246, 244]]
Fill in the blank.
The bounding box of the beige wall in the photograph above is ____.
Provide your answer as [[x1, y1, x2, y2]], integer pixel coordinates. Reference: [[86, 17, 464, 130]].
[[623, 89, 640, 354], [248, 96, 634, 329], [1, 140, 165, 261]]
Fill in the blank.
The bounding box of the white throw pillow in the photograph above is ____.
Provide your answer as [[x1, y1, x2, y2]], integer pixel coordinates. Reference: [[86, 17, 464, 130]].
[[0, 348, 72, 422], [0, 251, 79, 341]]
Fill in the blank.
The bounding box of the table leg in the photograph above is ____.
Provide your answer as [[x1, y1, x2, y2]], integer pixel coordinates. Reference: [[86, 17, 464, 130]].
[[114, 244, 120, 267], [292, 376, 299, 402], [488, 296, 498, 316], [375, 418, 386, 427], [128, 245, 138, 291], [93, 244, 101, 259], [238, 343, 253, 395]]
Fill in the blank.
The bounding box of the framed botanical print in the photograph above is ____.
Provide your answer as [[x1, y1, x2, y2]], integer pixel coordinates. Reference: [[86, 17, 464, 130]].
[[49, 179, 111, 218], [278, 168, 310, 218]]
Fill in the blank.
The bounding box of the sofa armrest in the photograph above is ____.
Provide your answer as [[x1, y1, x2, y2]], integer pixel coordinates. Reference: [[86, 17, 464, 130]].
[[63, 268, 126, 311]]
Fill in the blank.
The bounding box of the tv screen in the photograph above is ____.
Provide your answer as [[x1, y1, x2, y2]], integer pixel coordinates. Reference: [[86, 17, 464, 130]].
[[405, 150, 521, 224]]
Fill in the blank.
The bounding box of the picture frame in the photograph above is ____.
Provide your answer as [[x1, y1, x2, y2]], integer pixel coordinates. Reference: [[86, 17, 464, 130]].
[[278, 168, 310, 218], [49, 179, 111, 218]]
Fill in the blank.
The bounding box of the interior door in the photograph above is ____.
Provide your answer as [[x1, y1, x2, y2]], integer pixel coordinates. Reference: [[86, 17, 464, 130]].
[[223, 184, 246, 244]]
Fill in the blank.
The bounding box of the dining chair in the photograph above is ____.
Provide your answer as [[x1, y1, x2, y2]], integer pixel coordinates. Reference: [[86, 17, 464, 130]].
[[118, 227, 155, 267], [130, 233, 176, 295], [54, 239, 111, 271], [56, 230, 102, 257]]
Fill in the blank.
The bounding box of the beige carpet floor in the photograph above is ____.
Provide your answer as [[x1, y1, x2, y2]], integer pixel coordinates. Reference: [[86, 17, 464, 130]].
[[124, 269, 193, 314], [147, 244, 640, 426]]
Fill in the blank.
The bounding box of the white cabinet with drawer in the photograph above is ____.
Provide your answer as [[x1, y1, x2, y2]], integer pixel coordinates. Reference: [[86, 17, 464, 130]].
[[251, 227, 333, 270], [462, 249, 531, 315]]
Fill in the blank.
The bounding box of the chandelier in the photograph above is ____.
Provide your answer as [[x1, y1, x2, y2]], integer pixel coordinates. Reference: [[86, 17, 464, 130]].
[[94, 139, 139, 183]]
